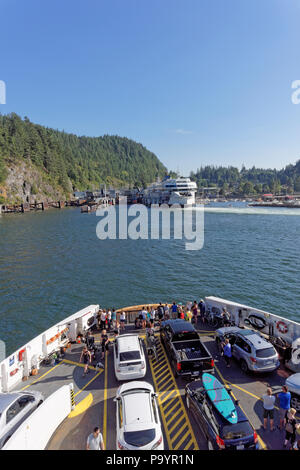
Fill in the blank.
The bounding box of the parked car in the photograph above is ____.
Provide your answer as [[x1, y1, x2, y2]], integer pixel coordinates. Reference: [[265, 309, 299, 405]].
[[0, 391, 44, 448], [215, 326, 279, 374], [185, 379, 259, 450], [114, 381, 164, 450], [114, 334, 146, 381], [285, 373, 300, 412], [160, 319, 214, 379]]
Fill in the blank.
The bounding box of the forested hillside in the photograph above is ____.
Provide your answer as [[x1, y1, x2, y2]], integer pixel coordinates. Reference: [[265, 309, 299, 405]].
[[190, 161, 300, 195], [0, 113, 167, 203]]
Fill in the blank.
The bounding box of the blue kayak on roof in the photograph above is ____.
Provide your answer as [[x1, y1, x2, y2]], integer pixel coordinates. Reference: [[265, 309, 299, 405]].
[[202, 372, 238, 424]]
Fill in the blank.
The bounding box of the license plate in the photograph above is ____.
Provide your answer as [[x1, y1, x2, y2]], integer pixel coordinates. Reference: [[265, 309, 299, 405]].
[[192, 371, 200, 376], [237, 445, 244, 450], [128, 367, 135, 371]]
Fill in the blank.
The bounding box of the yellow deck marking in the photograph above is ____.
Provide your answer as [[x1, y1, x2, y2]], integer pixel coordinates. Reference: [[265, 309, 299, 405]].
[[102, 352, 108, 450], [68, 393, 93, 418], [165, 400, 180, 419], [214, 364, 267, 450], [74, 370, 103, 398], [169, 414, 185, 436], [174, 428, 190, 450], [160, 389, 176, 403], [149, 338, 199, 450], [21, 362, 63, 391]]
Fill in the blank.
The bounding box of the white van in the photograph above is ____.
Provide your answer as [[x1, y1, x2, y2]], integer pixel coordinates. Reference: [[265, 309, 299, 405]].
[[114, 334, 146, 381]]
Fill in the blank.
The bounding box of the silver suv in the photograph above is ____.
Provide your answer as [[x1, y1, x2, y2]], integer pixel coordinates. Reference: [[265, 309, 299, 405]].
[[215, 327, 280, 374]]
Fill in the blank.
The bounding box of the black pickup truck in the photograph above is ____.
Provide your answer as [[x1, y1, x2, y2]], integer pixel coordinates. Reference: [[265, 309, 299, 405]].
[[160, 319, 214, 379]]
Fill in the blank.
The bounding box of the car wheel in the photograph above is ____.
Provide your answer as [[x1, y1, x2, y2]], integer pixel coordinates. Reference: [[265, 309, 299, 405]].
[[291, 396, 300, 412], [240, 359, 249, 373]]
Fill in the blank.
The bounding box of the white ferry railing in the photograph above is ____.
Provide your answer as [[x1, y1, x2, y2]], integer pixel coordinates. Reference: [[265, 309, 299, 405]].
[[0, 305, 99, 393]]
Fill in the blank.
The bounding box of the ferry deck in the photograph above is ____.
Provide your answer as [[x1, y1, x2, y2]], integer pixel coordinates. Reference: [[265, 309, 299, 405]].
[[10, 313, 297, 451]]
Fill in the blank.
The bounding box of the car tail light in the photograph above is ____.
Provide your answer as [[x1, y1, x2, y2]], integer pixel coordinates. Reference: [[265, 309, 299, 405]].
[[250, 357, 257, 363], [118, 441, 125, 450], [152, 435, 163, 449], [117, 368, 121, 373], [253, 431, 258, 443], [177, 362, 181, 372], [216, 435, 225, 449], [210, 359, 215, 368], [141, 361, 145, 369]]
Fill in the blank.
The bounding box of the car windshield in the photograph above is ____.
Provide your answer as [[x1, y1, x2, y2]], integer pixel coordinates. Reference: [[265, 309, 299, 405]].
[[124, 428, 156, 447], [221, 421, 253, 440], [256, 348, 275, 358], [119, 351, 141, 362]]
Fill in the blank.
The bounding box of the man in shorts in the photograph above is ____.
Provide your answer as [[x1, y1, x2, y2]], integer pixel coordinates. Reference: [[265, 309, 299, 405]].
[[277, 385, 291, 430], [120, 311, 126, 331], [157, 303, 164, 325], [262, 387, 275, 431]]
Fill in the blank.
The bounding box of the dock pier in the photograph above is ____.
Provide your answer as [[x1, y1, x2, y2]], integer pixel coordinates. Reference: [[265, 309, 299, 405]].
[[1, 199, 76, 214]]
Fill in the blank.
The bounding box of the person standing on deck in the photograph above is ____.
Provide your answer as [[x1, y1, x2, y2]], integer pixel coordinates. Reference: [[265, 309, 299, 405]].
[[146, 306, 151, 325], [101, 329, 110, 360], [283, 408, 300, 449], [222, 338, 232, 368], [100, 309, 106, 330], [111, 308, 117, 329], [192, 301, 198, 325], [80, 346, 91, 377], [221, 307, 231, 327], [277, 385, 291, 431], [262, 387, 275, 431], [86, 427, 105, 450], [164, 303, 170, 320], [120, 311, 126, 331], [106, 309, 112, 331], [141, 307, 147, 329], [150, 306, 156, 323], [198, 299, 206, 324], [171, 302, 178, 319], [157, 303, 164, 326], [178, 303, 184, 320]]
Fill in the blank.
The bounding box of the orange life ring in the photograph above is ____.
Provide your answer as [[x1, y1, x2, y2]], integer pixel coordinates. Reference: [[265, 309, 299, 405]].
[[276, 321, 288, 334]]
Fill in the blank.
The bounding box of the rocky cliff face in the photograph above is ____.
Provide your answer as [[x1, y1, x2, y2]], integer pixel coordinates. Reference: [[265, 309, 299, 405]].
[[3, 160, 70, 204]]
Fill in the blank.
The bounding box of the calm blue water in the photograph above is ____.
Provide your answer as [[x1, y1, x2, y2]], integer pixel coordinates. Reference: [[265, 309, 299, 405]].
[[0, 203, 300, 355]]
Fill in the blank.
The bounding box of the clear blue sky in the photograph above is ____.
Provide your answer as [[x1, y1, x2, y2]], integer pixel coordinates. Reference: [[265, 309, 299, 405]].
[[1, 0, 300, 175]]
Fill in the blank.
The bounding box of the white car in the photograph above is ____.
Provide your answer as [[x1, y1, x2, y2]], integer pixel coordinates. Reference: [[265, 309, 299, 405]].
[[0, 391, 44, 448], [114, 381, 164, 450], [114, 334, 146, 381]]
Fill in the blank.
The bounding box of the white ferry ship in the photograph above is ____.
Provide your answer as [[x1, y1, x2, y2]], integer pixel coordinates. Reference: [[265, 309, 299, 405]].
[[143, 176, 197, 207]]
